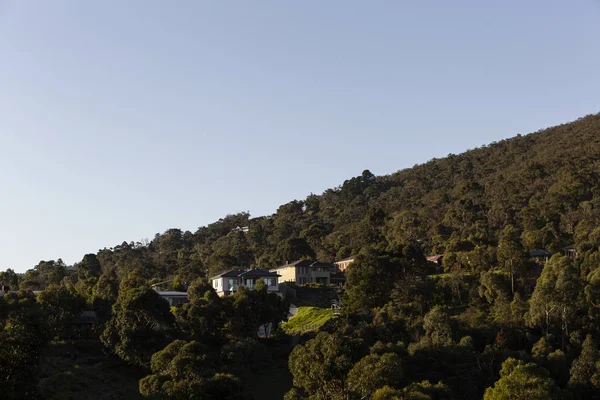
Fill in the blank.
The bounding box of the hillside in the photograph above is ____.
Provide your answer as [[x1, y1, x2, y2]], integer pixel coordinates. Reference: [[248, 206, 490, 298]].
[[4, 112, 600, 399], [6, 112, 600, 287]]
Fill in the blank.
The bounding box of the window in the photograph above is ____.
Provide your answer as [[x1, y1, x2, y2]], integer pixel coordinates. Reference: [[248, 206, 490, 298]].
[[264, 277, 277, 287], [212, 279, 219, 289], [228, 278, 238, 290]]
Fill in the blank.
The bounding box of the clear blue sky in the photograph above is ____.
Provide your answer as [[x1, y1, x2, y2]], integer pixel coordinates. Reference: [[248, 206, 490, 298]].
[[1, 1, 599, 272]]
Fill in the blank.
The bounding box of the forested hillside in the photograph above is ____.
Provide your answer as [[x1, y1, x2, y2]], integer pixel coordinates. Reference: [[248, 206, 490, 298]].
[[7, 113, 600, 289], [3, 112, 600, 399]]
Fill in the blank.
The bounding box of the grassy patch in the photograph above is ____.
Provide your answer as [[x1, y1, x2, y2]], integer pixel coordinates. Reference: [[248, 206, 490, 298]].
[[281, 306, 334, 334]]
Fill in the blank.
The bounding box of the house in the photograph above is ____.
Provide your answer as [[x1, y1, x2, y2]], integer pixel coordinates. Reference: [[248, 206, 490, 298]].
[[563, 244, 578, 260], [334, 257, 354, 273], [210, 269, 280, 296], [426, 255, 444, 273], [529, 249, 552, 265], [270, 260, 334, 285], [157, 291, 189, 306], [63, 311, 98, 340]]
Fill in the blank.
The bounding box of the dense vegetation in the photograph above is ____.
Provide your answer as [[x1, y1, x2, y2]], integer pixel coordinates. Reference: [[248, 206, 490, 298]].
[[2, 112, 600, 398]]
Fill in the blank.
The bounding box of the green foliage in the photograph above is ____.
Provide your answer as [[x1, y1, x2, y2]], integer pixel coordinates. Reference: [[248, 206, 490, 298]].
[[569, 334, 600, 396], [37, 284, 86, 339], [484, 358, 564, 400], [287, 332, 366, 399], [173, 279, 226, 343], [347, 352, 403, 398], [139, 340, 251, 399], [528, 255, 583, 339], [101, 275, 175, 368], [0, 291, 47, 398], [344, 249, 402, 313]]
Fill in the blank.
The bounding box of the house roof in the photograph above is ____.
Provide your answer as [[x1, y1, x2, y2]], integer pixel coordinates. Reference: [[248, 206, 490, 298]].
[[529, 249, 552, 257], [73, 310, 98, 324], [427, 255, 443, 262], [157, 291, 188, 297], [563, 244, 575, 250], [271, 260, 335, 271], [210, 269, 280, 281], [335, 256, 355, 263]]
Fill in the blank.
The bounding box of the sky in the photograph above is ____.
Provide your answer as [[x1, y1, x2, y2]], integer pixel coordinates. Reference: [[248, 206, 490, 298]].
[[1, 1, 599, 272]]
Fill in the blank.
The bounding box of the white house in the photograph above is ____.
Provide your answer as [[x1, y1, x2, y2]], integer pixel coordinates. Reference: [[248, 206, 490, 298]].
[[156, 291, 189, 306], [210, 269, 280, 296]]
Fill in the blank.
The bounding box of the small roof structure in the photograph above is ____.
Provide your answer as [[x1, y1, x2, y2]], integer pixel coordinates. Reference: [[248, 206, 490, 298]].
[[209, 268, 280, 281], [271, 260, 335, 270], [427, 255, 443, 263], [73, 311, 98, 324], [334, 256, 355, 263], [529, 249, 552, 258], [157, 291, 188, 297], [562, 244, 576, 250]]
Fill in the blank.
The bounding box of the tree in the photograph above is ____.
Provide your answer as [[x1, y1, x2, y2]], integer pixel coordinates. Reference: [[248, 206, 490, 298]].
[[139, 340, 251, 400], [275, 237, 316, 264], [37, 284, 86, 339], [483, 358, 563, 400], [569, 335, 600, 395], [101, 274, 175, 367], [0, 268, 19, 289], [0, 291, 47, 398], [528, 255, 583, 346], [287, 332, 365, 400], [497, 225, 526, 294], [91, 268, 119, 326], [347, 352, 403, 398], [173, 279, 226, 343], [409, 306, 453, 351], [226, 281, 288, 338], [344, 249, 401, 312]]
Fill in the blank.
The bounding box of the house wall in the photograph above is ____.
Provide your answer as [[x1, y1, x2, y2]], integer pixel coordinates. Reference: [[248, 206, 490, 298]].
[[308, 269, 330, 284], [335, 260, 354, 272], [271, 266, 298, 282], [212, 277, 228, 293]]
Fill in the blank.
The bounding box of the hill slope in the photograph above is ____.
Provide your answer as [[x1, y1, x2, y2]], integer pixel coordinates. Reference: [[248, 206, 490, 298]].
[[11, 112, 600, 285]]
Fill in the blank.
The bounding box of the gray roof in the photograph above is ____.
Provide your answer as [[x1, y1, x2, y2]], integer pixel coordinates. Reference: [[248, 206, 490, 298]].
[[529, 249, 552, 257], [210, 269, 280, 281], [157, 291, 188, 297], [272, 260, 335, 271]]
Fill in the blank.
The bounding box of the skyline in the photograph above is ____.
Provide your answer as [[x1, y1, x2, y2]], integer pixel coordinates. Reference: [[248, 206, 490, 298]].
[[1, 1, 600, 272]]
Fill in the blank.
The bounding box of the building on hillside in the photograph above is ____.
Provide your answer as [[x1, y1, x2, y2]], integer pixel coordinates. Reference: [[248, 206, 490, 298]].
[[157, 291, 189, 306], [563, 244, 578, 260], [210, 269, 280, 296], [334, 257, 354, 273], [529, 249, 552, 265], [426, 255, 444, 273], [63, 311, 98, 340], [270, 260, 334, 285]]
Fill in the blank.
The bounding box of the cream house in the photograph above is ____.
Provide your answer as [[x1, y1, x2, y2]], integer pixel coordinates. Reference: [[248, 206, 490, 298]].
[[270, 260, 334, 285], [334, 256, 354, 272]]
